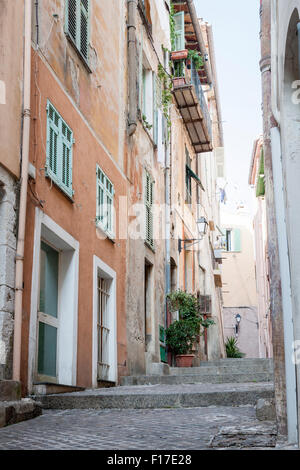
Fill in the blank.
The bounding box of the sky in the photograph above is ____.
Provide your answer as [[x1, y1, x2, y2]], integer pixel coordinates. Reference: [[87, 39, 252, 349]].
[[195, 0, 262, 213]]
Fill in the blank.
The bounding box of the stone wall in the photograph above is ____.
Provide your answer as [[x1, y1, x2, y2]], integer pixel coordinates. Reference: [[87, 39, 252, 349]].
[[0, 164, 18, 379]]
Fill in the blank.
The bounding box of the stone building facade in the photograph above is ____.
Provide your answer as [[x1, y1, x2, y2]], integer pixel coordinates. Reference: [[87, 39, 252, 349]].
[[0, 1, 24, 379], [0, 0, 226, 396]]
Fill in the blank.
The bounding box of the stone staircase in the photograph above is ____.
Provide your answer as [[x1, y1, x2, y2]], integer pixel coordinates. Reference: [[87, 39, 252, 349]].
[[33, 358, 275, 411], [121, 358, 274, 386]]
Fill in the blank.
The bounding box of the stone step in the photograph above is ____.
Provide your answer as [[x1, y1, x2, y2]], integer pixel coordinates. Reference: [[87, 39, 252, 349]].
[[169, 364, 274, 375], [32, 383, 85, 396], [0, 381, 21, 402], [120, 372, 273, 386], [33, 382, 274, 410], [199, 359, 273, 367], [0, 399, 42, 428]]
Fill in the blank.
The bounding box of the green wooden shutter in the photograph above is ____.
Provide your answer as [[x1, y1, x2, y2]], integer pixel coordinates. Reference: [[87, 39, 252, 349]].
[[67, 0, 77, 44], [174, 11, 185, 51], [66, 0, 89, 62], [145, 172, 154, 248], [153, 73, 158, 145], [46, 101, 74, 198], [233, 229, 241, 252], [96, 165, 115, 237], [138, 31, 143, 110], [80, 0, 89, 60]]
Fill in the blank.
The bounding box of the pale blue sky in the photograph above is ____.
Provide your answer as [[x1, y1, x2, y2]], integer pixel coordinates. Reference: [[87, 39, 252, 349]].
[[196, 0, 262, 210]]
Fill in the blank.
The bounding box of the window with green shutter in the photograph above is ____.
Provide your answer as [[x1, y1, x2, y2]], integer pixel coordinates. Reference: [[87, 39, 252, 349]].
[[173, 11, 185, 51], [145, 171, 154, 249], [96, 165, 115, 238], [46, 101, 74, 199], [256, 148, 265, 197], [65, 0, 90, 64]]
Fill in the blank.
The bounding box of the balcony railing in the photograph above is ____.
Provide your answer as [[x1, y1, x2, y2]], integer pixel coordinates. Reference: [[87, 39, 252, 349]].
[[172, 59, 213, 154], [190, 65, 212, 140]]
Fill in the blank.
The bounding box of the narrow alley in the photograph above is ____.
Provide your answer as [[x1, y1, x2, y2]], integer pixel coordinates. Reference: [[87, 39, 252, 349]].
[[1, 0, 300, 455]]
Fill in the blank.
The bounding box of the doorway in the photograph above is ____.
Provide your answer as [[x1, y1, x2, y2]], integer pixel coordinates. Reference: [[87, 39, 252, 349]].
[[37, 241, 59, 383]]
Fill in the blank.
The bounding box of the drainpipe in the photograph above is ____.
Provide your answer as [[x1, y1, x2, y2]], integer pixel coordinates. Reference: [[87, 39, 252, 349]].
[[186, 0, 213, 86], [13, 0, 32, 381], [128, 0, 138, 136]]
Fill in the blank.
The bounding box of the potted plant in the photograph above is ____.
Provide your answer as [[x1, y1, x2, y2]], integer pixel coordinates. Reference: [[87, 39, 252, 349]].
[[186, 50, 204, 71], [166, 319, 199, 367], [166, 290, 215, 367]]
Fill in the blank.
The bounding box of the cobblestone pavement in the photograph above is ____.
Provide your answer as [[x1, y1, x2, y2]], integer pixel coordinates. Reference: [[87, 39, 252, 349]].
[[0, 406, 271, 450]]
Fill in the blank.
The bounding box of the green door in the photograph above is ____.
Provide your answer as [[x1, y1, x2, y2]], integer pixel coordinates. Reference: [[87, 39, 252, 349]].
[[37, 242, 59, 382]]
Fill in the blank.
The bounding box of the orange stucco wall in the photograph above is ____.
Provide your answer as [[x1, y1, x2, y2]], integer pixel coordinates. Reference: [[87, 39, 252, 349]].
[[21, 51, 128, 392]]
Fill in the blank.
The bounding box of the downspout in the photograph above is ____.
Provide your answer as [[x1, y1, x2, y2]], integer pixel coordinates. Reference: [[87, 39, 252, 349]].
[[13, 0, 32, 381], [186, 0, 213, 86], [128, 0, 138, 136]]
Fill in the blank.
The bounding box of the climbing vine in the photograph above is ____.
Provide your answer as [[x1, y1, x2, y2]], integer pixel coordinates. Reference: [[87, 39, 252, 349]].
[[158, 63, 173, 137], [169, 2, 176, 51]]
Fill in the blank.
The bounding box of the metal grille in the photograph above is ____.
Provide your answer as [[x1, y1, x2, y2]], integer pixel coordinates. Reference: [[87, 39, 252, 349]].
[[97, 277, 110, 381]]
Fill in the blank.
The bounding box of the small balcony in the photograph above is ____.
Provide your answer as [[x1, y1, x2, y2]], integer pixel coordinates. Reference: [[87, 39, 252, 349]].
[[172, 60, 213, 154]]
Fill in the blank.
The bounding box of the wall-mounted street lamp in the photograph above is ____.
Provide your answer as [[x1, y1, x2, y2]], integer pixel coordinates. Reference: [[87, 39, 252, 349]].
[[178, 217, 209, 253], [235, 313, 241, 336]]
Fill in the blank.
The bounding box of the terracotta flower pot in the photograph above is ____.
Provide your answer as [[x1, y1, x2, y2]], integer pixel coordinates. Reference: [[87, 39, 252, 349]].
[[171, 50, 188, 61], [173, 77, 186, 88], [175, 354, 194, 367]]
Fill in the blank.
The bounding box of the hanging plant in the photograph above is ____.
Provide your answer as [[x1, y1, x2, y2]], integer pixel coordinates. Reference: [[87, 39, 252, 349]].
[[187, 49, 204, 71]]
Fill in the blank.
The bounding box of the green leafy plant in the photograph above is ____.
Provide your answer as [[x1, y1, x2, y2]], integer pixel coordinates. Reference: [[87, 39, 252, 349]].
[[187, 50, 204, 70], [166, 319, 199, 355], [142, 114, 153, 130], [157, 63, 173, 138], [225, 336, 245, 358], [169, 2, 176, 51], [166, 290, 215, 355]]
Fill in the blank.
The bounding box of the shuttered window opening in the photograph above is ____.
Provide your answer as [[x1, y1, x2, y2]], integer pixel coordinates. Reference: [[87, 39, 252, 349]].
[[96, 165, 115, 238], [66, 0, 90, 63], [46, 101, 74, 199], [145, 171, 154, 249], [173, 11, 185, 52]]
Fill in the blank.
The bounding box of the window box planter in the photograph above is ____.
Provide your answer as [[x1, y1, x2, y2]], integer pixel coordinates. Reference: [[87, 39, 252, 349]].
[[173, 77, 186, 87], [171, 50, 188, 61]]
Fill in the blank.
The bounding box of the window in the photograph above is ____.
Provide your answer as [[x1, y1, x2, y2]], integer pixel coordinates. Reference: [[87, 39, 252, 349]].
[[221, 229, 241, 252], [96, 166, 115, 238], [46, 101, 74, 199], [145, 171, 154, 249], [65, 0, 90, 64], [173, 11, 185, 51], [97, 276, 111, 381]]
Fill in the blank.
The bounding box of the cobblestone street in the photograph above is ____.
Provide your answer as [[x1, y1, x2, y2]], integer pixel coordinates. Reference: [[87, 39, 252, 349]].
[[0, 406, 269, 450]]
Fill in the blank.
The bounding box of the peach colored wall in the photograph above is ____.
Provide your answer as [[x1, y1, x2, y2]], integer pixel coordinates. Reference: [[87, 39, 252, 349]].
[[21, 50, 127, 392], [0, 0, 24, 177]]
